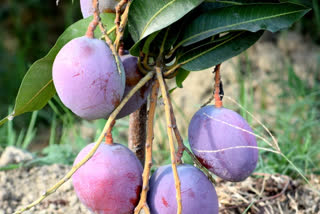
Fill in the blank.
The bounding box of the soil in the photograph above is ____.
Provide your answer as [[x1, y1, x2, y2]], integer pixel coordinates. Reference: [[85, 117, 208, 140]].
[[1, 164, 319, 214]]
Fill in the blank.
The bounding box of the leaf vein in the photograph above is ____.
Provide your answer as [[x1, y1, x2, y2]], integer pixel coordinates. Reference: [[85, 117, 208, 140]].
[[140, 0, 177, 39], [181, 8, 307, 46], [15, 79, 54, 115]]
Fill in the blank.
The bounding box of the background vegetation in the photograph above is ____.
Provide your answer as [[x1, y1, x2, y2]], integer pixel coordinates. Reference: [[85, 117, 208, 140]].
[[0, 0, 319, 179]]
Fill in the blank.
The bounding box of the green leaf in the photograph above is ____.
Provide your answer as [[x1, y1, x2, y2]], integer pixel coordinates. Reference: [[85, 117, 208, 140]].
[[130, 18, 187, 56], [205, 0, 280, 4], [179, 3, 310, 47], [176, 68, 190, 88], [0, 14, 116, 125], [129, 31, 161, 56], [198, 0, 280, 11], [178, 31, 263, 71], [128, 0, 204, 43], [280, 0, 313, 7]]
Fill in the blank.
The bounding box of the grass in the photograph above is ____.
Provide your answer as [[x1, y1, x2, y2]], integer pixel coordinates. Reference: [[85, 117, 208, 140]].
[[255, 66, 320, 177], [235, 56, 320, 178], [0, 107, 38, 150]]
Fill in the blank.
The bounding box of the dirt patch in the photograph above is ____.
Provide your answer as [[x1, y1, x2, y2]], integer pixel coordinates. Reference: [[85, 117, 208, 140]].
[[216, 173, 320, 214], [1, 165, 319, 214]]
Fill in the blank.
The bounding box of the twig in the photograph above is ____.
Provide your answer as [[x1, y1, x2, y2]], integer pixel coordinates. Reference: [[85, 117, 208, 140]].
[[142, 53, 154, 71], [165, 72, 216, 183], [98, 22, 123, 78], [138, 56, 150, 75], [13, 71, 155, 214], [163, 63, 181, 78], [134, 80, 160, 214], [114, 0, 132, 51], [115, 0, 128, 35], [156, 64, 182, 214], [167, 89, 184, 164], [85, 0, 100, 38], [167, 96, 216, 183]]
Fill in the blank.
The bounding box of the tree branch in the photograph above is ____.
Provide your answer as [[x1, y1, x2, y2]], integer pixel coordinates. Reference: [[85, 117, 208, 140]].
[[134, 80, 159, 214], [156, 64, 182, 214]]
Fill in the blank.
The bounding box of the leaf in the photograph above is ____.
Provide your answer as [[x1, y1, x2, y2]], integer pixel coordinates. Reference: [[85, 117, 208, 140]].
[[176, 68, 190, 88], [128, 0, 204, 43], [198, 0, 281, 12], [130, 18, 187, 57], [178, 31, 263, 71], [280, 0, 313, 7], [0, 116, 8, 127], [129, 31, 160, 56], [0, 14, 116, 125], [179, 2, 310, 47]]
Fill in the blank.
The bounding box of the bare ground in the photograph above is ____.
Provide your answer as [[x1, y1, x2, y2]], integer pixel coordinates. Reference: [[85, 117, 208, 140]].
[[1, 164, 319, 214]]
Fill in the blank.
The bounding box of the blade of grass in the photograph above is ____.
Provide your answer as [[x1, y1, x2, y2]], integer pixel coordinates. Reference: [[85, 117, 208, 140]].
[[22, 111, 38, 149]]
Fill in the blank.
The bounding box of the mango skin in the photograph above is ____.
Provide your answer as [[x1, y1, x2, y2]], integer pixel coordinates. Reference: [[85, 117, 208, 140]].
[[80, 0, 121, 18], [52, 36, 125, 120], [72, 143, 143, 214], [188, 105, 258, 182], [116, 55, 152, 119], [147, 164, 219, 214]]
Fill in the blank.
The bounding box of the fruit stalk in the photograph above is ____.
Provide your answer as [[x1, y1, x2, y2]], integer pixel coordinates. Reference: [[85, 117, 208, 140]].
[[214, 64, 223, 108], [13, 70, 155, 214], [85, 0, 100, 38], [156, 65, 182, 214], [105, 119, 116, 145], [134, 80, 159, 214]]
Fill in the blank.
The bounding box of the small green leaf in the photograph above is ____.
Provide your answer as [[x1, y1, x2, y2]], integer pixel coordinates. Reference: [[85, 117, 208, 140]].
[[128, 0, 204, 42], [0, 14, 116, 125], [178, 31, 263, 71], [179, 3, 310, 47], [176, 68, 190, 88]]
